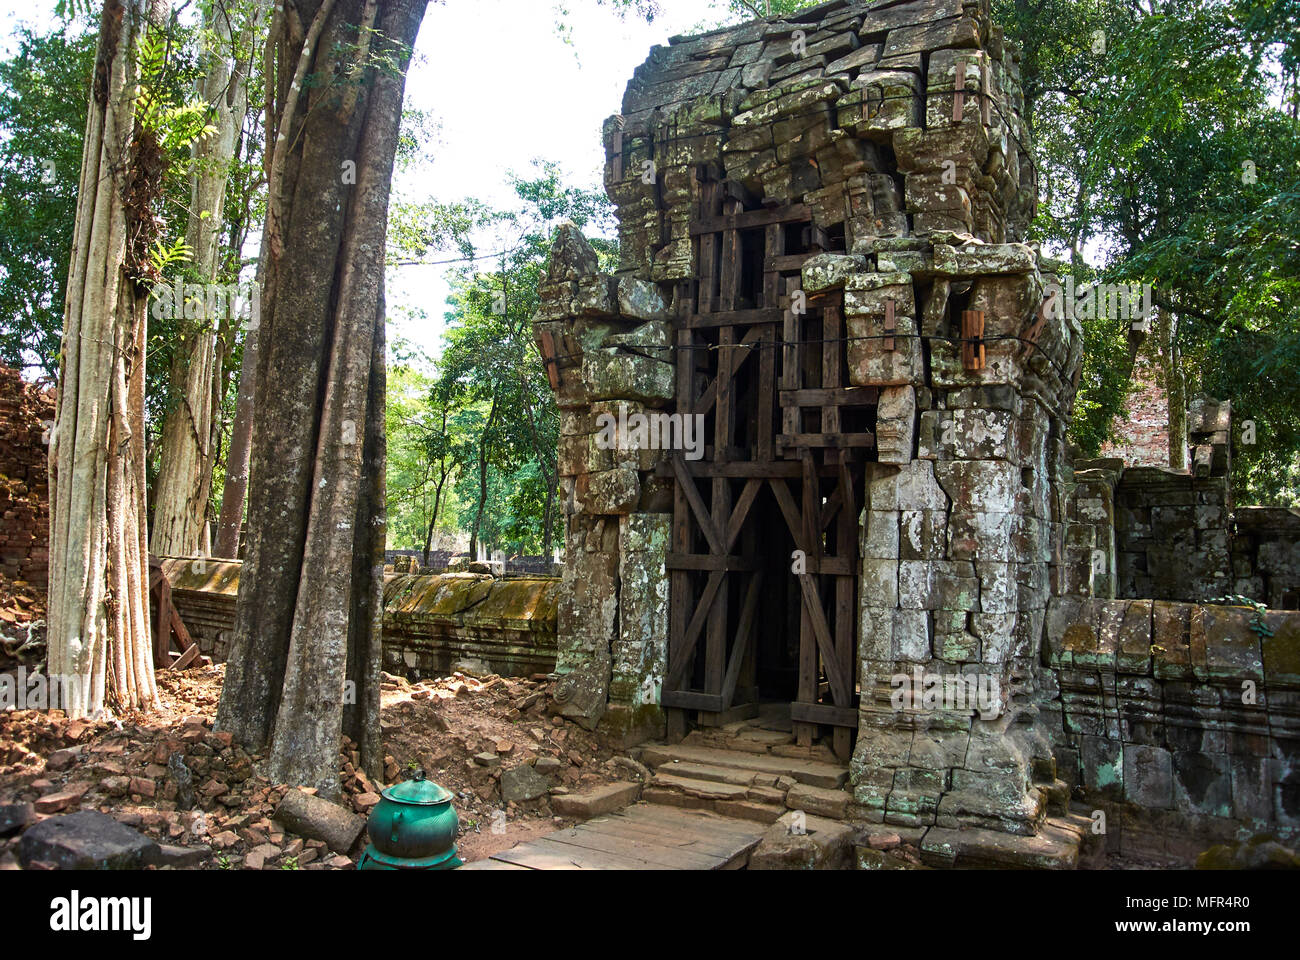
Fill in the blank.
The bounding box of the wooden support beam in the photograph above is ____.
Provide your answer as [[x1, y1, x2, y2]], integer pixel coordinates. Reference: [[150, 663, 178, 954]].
[[723, 479, 762, 553], [168, 642, 200, 672], [687, 308, 783, 329], [667, 570, 725, 689], [822, 300, 843, 438], [721, 573, 762, 709], [961, 309, 986, 371], [666, 553, 760, 572], [780, 386, 879, 407], [661, 690, 725, 712], [695, 326, 762, 417], [538, 330, 561, 389], [790, 700, 858, 729], [671, 455, 724, 554], [764, 253, 816, 273], [796, 573, 851, 706], [667, 295, 696, 742], [690, 204, 811, 235], [777, 432, 876, 449]]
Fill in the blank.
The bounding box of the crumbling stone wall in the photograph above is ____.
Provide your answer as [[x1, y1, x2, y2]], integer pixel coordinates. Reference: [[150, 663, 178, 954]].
[[1042, 597, 1300, 856], [534, 0, 1300, 859], [0, 367, 54, 595], [1232, 508, 1300, 610], [1065, 394, 1300, 610], [1059, 460, 1118, 600], [533, 225, 676, 739], [1111, 468, 1233, 602], [155, 559, 560, 678], [1099, 349, 1171, 467]]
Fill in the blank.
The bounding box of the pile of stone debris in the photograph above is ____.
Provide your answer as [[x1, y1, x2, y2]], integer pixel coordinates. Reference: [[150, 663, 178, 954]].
[[376, 670, 641, 828], [0, 666, 641, 869]]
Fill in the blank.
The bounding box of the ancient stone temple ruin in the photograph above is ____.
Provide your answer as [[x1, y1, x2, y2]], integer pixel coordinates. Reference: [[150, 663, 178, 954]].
[[533, 0, 1298, 863]]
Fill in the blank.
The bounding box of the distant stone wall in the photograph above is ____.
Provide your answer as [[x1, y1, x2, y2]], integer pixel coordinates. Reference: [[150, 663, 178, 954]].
[[1064, 461, 1299, 610], [1233, 507, 1300, 610], [0, 367, 54, 593], [1113, 468, 1233, 602], [1042, 597, 1300, 857], [156, 559, 559, 678]]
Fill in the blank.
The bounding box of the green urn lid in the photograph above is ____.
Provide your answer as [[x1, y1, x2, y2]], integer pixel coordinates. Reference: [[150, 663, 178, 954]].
[[382, 769, 454, 806]]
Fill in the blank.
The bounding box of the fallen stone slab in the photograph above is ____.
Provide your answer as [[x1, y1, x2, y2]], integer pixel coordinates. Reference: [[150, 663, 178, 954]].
[[551, 782, 641, 819], [0, 802, 31, 838], [501, 763, 551, 803], [19, 810, 160, 870], [273, 788, 367, 855], [920, 822, 1081, 869], [855, 845, 925, 870], [147, 843, 213, 869], [650, 774, 750, 802], [34, 782, 92, 814], [749, 811, 854, 870]]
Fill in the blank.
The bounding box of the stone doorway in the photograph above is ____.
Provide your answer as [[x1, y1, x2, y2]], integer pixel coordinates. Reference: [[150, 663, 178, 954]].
[[661, 168, 874, 761]]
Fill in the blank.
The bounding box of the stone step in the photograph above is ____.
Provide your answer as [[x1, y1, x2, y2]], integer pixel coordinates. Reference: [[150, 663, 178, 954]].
[[648, 773, 752, 802], [1037, 778, 1071, 817], [920, 818, 1084, 869], [642, 774, 789, 825], [550, 782, 642, 820], [658, 761, 758, 786], [642, 743, 848, 789], [785, 783, 852, 820]]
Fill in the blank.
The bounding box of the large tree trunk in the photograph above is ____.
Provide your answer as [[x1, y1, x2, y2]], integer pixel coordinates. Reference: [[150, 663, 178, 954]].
[[215, 0, 427, 794], [48, 0, 161, 718], [150, 2, 258, 557]]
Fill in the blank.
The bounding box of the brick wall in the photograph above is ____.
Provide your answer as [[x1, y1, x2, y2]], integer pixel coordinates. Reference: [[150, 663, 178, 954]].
[[0, 367, 54, 594], [1100, 350, 1173, 467]]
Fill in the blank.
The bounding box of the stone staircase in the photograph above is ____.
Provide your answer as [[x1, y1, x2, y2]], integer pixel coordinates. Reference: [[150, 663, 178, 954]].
[[637, 715, 853, 825]]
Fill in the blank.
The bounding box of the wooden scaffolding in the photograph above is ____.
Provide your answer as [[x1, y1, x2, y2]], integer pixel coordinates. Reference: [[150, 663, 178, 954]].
[[660, 166, 878, 761]]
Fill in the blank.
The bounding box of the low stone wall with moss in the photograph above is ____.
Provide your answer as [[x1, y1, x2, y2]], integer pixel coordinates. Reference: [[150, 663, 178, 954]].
[[382, 572, 558, 678], [156, 559, 558, 678], [1042, 597, 1300, 858]]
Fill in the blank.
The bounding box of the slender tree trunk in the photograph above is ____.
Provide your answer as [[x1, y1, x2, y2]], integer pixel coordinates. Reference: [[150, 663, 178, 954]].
[[151, 1, 259, 557], [470, 396, 498, 561], [215, 0, 428, 794], [421, 409, 450, 566], [1157, 306, 1188, 471], [212, 250, 263, 558], [48, 0, 161, 718], [211, 90, 266, 559], [422, 479, 443, 567]]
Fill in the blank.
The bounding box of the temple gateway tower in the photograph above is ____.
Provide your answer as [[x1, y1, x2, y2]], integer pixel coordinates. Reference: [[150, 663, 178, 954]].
[[534, 0, 1087, 860]]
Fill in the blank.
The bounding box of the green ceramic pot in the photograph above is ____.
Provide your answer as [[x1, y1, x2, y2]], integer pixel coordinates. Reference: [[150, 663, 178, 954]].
[[362, 769, 459, 868]]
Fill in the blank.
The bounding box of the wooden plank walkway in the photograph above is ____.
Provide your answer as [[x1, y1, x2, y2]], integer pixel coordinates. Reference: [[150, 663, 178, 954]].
[[458, 803, 767, 870]]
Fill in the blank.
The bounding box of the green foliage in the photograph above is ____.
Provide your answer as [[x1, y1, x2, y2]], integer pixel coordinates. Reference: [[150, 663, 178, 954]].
[[134, 23, 213, 151], [0, 24, 96, 375], [994, 0, 1300, 502], [386, 164, 616, 555]]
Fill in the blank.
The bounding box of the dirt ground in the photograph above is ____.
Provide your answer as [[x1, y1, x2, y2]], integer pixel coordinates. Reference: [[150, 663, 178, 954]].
[[0, 661, 636, 870]]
